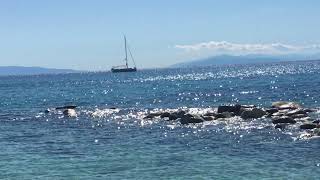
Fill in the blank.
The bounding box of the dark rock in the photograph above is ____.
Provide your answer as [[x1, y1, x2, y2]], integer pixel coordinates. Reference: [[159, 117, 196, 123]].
[[63, 109, 77, 117], [272, 117, 296, 124], [168, 110, 186, 120], [312, 120, 320, 124], [240, 108, 266, 119], [215, 112, 233, 119], [304, 108, 316, 113], [109, 107, 117, 110], [160, 112, 171, 118], [266, 108, 278, 114], [290, 113, 308, 119], [204, 112, 216, 116], [44, 109, 51, 113], [56, 105, 77, 110], [217, 104, 242, 115], [180, 115, 204, 124], [143, 114, 157, 119], [202, 116, 214, 121], [275, 124, 286, 130], [300, 124, 317, 130]]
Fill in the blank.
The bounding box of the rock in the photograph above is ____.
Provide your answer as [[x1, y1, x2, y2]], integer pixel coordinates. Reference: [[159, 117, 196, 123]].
[[202, 116, 214, 121], [275, 124, 286, 130], [56, 105, 77, 110], [266, 108, 278, 114], [180, 115, 204, 124], [217, 104, 242, 115], [272, 101, 301, 110], [160, 112, 171, 118], [271, 112, 286, 117], [272, 117, 296, 124], [304, 108, 316, 113], [290, 113, 308, 119], [312, 120, 320, 124], [44, 109, 51, 113], [143, 114, 157, 119], [215, 112, 233, 119], [240, 108, 266, 119], [109, 107, 117, 110], [203, 112, 216, 116], [286, 109, 307, 116], [144, 112, 164, 119], [299, 117, 313, 122], [168, 110, 186, 120], [63, 109, 77, 117], [300, 124, 317, 130]]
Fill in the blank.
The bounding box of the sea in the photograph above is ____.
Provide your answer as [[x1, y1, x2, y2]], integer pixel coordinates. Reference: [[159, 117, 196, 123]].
[[1, 61, 320, 179]]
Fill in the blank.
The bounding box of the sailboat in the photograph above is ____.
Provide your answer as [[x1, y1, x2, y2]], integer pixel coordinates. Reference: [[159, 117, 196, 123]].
[[111, 36, 137, 73]]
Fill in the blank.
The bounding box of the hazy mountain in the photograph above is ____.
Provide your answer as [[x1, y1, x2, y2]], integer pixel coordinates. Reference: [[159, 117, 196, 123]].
[[0, 66, 79, 76], [171, 54, 320, 68]]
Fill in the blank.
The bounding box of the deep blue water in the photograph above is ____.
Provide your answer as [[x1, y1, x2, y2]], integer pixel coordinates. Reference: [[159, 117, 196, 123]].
[[1, 61, 320, 179]]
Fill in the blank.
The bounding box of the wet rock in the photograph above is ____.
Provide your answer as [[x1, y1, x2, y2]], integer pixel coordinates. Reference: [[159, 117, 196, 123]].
[[203, 112, 216, 116], [56, 105, 77, 110], [299, 117, 313, 122], [266, 108, 278, 114], [275, 124, 287, 130], [286, 109, 307, 116], [304, 108, 316, 113], [109, 107, 117, 110], [215, 112, 233, 119], [144, 112, 164, 119], [300, 124, 317, 130], [143, 114, 157, 119], [44, 109, 51, 113], [312, 120, 320, 124], [160, 112, 171, 118], [202, 116, 214, 121], [63, 109, 77, 117], [240, 108, 266, 119], [290, 113, 308, 119], [168, 110, 186, 120], [217, 104, 242, 115], [272, 117, 296, 124], [180, 115, 204, 124], [272, 112, 286, 117]]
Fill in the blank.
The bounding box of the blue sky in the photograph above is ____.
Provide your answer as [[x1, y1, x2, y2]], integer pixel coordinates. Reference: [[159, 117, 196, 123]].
[[0, 0, 320, 70]]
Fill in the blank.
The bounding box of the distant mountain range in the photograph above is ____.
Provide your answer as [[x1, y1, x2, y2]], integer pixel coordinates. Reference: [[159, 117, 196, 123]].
[[171, 54, 320, 68], [0, 66, 79, 76]]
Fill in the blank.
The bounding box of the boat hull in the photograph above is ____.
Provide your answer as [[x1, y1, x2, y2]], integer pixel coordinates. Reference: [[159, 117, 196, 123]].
[[111, 67, 137, 73]]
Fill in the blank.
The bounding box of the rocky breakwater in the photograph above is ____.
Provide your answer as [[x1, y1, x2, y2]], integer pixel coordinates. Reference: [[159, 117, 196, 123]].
[[143, 101, 320, 138]]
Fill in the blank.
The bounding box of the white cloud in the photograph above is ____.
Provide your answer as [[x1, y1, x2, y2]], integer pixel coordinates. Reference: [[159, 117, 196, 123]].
[[175, 41, 320, 54]]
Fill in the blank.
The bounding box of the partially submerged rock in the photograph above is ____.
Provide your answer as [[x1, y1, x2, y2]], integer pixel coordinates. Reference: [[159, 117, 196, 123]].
[[56, 105, 77, 110], [63, 109, 77, 118], [300, 124, 317, 130], [217, 104, 242, 115], [241, 108, 266, 119], [272, 117, 296, 124], [180, 115, 204, 124]]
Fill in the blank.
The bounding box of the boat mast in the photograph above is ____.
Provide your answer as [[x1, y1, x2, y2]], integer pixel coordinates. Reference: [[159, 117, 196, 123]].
[[124, 35, 128, 68]]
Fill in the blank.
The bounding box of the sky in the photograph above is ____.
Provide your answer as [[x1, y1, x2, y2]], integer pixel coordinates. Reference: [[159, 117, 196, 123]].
[[0, 0, 320, 70]]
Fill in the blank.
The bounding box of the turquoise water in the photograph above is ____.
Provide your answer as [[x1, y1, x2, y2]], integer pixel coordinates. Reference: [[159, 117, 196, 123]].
[[1, 61, 320, 179]]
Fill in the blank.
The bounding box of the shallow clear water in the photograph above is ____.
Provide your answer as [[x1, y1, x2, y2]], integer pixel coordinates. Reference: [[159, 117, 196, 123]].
[[1, 61, 320, 179]]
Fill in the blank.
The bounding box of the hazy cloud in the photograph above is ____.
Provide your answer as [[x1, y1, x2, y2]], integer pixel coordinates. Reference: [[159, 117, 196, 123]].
[[175, 41, 320, 54]]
